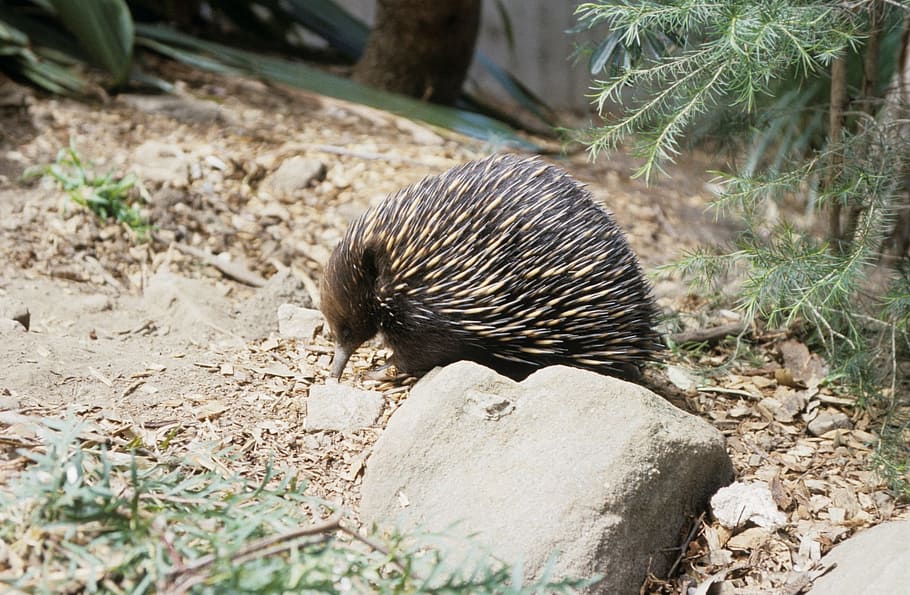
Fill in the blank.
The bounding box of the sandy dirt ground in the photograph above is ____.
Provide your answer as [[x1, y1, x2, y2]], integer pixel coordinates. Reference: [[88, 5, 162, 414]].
[[0, 63, 905, 593]]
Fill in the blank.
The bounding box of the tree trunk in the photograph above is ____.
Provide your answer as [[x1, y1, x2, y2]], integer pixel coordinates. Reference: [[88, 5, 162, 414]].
[[883, 18, 910, 257], [827, 55, 848, 250], [352, 0, 481, 105]]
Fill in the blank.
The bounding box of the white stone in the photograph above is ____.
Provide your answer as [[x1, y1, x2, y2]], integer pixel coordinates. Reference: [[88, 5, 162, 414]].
[[0, 296, 29, 330], [711, 481, 787, 529], [277, 304, 324, 340], [306, 383, 384, 432], [261, 156, 326, 199]]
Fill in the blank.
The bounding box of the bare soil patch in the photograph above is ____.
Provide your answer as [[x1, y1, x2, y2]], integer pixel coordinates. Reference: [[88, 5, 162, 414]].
[[1, 66, 905, 592]]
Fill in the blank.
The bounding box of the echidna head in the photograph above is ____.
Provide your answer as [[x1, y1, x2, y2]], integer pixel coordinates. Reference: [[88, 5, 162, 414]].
[[320, 242, 380, 378]]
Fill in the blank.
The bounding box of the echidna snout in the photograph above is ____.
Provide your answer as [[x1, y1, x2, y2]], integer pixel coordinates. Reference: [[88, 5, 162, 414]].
[[320, 154, 661, 381], [321, 247, 379, 378]]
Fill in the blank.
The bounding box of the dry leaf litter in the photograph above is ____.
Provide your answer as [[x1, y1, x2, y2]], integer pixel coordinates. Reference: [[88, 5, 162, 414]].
[[0, 64, 906, 593]]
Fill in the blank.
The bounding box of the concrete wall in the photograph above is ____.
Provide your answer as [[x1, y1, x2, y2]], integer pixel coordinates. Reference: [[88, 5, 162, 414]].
[[333, 0, 599, 112]]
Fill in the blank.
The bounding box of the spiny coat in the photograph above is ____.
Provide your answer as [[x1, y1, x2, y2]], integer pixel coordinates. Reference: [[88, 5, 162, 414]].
[[320, 153, 661, 380]]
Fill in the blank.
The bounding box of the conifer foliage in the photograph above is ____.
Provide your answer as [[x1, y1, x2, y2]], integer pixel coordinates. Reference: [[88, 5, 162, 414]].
[[576, 1, 910, 488]]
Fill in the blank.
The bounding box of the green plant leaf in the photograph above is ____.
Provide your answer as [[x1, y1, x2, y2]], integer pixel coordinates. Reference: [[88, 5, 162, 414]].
[[279, 0, 555, 130], [473, 53, 556, 128], [279, 0, 370, 60], [49, 0, 133, 84], [135, 23, 538, 150], [589, 31, 624, 75]]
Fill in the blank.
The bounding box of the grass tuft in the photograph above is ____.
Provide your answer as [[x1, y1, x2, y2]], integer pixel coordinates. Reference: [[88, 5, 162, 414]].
[[0, 416, 592, 593], [24, 141, 152, 239]]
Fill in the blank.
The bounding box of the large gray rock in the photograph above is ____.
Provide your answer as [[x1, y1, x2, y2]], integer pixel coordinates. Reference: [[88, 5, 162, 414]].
[[809, 520, 910, 595], [360, 362, 733, 594]]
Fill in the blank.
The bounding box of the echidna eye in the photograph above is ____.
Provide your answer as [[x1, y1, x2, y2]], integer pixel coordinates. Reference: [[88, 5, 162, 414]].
[[339, 326, 353, 342]]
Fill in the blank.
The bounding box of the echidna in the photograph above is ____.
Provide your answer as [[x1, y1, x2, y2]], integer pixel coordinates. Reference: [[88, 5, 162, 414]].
[[320, 153, 661, 381]]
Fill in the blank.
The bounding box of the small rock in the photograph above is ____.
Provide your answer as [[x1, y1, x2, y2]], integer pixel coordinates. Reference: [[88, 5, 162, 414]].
[[78, 294, 113, 313], [120, 93, 228, 125], [727, 526, 771, 551], [807, 411, 853, 436], [712, 481, 787, 529], [277, 304, 324, 340], [261, 156, 326, 199], [306, 383, 384, 432], [0, 318, 26, 333], [131, 140, 190, 183], [666, 365, 699, 391], [233, 269, 315, 339], [0, 388, 20, 410], [0, 297, 29, 330]]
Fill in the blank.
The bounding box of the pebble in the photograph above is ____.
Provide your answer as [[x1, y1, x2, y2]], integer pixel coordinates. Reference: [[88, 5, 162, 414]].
[[261, 156, 326, 200], [0, 297, 30, 330], [0, 319, 26, 333], [807, 411, 853, 436], [711, 481, 787, 529], [305, 383, 384, 432], [131, 140, 190, 183], [277, 304, 324, 340]]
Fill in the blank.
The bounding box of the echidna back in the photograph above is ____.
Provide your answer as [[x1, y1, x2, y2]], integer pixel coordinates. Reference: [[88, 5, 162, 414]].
[[323, 154, 661, 380]]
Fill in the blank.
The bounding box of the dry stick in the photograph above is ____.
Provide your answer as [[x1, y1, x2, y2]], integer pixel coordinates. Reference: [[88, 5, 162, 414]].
[[668, 321, 750, 345], [827, 55, 849, 250], [305, 143, 437, 167], [667, 511, 705, 578], [337, 521, 413, 575], [844, 0, 886, 243], [167, 239, 267, 287], [165, 515, 420, 594], [695, 386, 757, 399], [164, 511, 344, 593]]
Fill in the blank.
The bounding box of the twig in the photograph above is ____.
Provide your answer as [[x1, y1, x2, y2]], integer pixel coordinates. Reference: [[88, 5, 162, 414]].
[[305, 143, 436, 167], [337, 521, 411, 575], [118, 379, 145, 399], [115, 319, 156, 336], [163, 511, 343, 594], [827, 55, 848, 248], [167, 240, 266, 287], [696, 386, 757, 399], [667, 512, 705, 578], [669, 322, 750, 345]]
